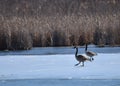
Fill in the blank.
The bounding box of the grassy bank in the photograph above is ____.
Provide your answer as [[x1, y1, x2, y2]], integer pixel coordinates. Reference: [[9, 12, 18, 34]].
[[0, 0, 120, 50]]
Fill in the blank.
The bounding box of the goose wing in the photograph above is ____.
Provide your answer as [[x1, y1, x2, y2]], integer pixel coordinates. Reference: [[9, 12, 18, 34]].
[[77, 55, 90, 61], [86, 51, 97, 56]]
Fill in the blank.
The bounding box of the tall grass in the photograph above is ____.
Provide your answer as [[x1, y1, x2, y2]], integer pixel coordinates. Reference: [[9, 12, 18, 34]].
[[0, 0, 120, 50]]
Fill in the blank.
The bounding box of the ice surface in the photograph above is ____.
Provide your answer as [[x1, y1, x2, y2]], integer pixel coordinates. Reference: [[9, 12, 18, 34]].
[[0, 53, 120, 80]]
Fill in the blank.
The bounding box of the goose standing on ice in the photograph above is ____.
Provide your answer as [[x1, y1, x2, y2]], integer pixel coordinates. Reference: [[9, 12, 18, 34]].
[[85, 44, 97, 61], [74, 46, 92, 66]]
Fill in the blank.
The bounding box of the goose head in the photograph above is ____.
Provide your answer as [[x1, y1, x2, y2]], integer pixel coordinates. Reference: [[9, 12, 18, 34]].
[[73, 46, 78, 49]]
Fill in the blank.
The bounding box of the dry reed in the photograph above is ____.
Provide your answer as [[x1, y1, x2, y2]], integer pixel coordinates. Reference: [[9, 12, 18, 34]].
[[0, 0, 120, 50]]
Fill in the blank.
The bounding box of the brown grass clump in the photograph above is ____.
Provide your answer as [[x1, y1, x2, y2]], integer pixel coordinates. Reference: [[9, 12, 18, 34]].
[[0, 0, 120, 50], [0, 17, 33, 50]]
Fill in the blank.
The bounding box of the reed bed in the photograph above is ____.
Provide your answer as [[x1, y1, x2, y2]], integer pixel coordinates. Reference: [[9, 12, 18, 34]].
[[0, 0, 120, 50]]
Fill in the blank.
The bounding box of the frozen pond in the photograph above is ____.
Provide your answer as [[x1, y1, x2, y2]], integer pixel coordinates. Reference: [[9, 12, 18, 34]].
[[0, 54, 120, 80], [0, 47, 120, 86]]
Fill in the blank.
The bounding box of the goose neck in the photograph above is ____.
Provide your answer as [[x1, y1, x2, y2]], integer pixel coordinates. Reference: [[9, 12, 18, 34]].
[[75, 47, 78, 57], [85, 44, 88, 51]]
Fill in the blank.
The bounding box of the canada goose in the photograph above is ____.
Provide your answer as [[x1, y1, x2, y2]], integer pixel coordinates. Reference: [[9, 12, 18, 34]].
[[74, 46, 92, 66], [85, 44, 97, 60]]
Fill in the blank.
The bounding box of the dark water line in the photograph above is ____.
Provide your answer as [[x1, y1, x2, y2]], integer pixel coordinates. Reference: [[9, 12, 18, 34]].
[[0, 47, 120, 56], [0, 79, 120, 86]]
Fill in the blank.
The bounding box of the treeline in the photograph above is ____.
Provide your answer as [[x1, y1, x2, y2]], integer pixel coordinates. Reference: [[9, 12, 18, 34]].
[[0, 0, 120, 50]]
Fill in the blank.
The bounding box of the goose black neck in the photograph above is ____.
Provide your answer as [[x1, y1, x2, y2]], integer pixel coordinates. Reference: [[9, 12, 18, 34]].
[[85, 44, 88, 51], [75, 47, 78, 57]]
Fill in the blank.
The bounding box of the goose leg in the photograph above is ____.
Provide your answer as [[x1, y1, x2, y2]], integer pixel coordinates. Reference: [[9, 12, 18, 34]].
[[75, 62, 80, 66], [81, 62, 84, 67]]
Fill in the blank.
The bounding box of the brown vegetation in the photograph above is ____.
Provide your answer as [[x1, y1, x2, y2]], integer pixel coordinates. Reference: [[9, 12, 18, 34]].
[[0, 0, 120, 50]]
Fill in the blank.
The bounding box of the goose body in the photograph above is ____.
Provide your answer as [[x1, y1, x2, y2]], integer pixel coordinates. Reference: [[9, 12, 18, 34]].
[[74, 46, 91, 66], [85, 44, 97, 60], [86, 51, 97, 57]]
